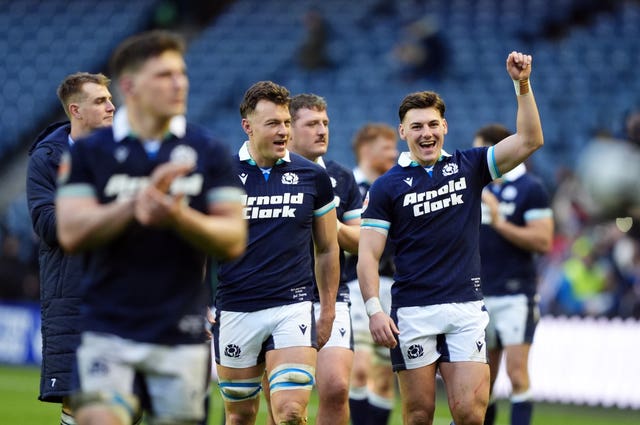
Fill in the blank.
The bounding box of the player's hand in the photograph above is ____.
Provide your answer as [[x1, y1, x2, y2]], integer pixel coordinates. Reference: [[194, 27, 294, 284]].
[[149, 161, 194, 193], [135, 185, 185, 227], [506, 51, 532, 81], [481, 189, 501, 226], [369, 312, 399, 348], [316, 311, 335, 350], [204, 308, 215, 341]]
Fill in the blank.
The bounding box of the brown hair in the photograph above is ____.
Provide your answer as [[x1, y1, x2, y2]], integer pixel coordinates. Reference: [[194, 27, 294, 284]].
[[289, 93, 327, 122], [56, 72, 111, 118], [352, 123, 397, 162], [240, 81, 291, 118], [398, 91, 446, 122], [109, 30, 185, 78]]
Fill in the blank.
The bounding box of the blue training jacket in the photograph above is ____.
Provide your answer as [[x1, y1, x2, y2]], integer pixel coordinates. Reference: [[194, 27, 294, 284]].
[[26, 121, 83, 402]]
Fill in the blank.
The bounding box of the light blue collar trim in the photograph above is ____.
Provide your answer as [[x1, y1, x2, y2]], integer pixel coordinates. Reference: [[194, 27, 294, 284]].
[[238, 141, 291, 165], [113, 106, 186, 142], [398, 150, 450, 167]]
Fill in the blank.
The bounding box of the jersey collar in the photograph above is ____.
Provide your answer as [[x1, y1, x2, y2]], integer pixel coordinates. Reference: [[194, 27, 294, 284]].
[[501, 163, 526, 182], [238, 140, 291, 166], [397, 150, 451, 167], [113, 106, 186, 142]]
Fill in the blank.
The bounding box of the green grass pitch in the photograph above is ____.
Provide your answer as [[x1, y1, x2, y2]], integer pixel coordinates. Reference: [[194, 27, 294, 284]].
[[1, 365, 638, 424]]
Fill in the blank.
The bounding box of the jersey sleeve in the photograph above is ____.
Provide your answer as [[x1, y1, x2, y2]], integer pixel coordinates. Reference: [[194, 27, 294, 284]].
[[314, 167, 335, 217], [523, 178, 553, 222], [341, 172, 363, 222], [360, 178, 391, 236], [204, 141, 245, 205], [56, 141, 97, 199]]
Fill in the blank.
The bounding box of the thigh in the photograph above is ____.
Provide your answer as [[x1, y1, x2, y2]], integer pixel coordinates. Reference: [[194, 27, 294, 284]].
[[439, 361, 490, 417], [316, 345, 353, 393], [397, 364, 438, 420]]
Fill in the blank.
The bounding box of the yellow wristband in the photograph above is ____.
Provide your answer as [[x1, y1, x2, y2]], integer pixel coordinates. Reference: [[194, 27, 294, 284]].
[[513, 79, 530, 96]]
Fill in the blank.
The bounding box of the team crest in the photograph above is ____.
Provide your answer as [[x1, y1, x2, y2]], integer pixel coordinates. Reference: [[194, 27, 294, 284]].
[[282, 172, 299, 185], [170, 144, 197, 167], [114, 146, 129, 163], [502, 186, 518, 200], [442, 162, 459, 176]]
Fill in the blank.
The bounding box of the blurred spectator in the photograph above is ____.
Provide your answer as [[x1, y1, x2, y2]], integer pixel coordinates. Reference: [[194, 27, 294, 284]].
[[391, 15, 448, 82], [0, 229, 39, 301], [297, 8, 333, 70], [553, 234, 617, 317]]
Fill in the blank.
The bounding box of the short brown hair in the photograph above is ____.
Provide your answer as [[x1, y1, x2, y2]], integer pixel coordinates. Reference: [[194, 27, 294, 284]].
[[475, 123, 512, 146], [56, 72, 111, 118], [109, 30, 185, 78], [290, 93, 327, 122], [240, 81, 290, 118], [398, 91, 446, 122], [352, 123, 397, 162]]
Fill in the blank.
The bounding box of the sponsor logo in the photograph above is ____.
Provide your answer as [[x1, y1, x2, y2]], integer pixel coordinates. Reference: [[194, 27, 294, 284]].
[[242, 192, 304, 219], [403, 177, 413, 187], [339, 328, 346, 337], [402, 177, 467, 217], [239, 173, 248, 185], [299, 324, 308, 335], [103, 173, 203, 200], [476, 340, 484, 352]]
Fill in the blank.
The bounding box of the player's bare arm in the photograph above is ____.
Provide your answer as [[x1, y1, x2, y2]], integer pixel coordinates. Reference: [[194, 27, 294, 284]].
[[313, 207, 340, 349], [493, 51, 544, 175], [357, 228, 399, 348], [337, 217, 360, 254]]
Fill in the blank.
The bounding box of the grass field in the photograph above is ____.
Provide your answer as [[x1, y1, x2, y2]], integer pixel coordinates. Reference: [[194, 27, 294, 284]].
[[1, 365, 638, 424]]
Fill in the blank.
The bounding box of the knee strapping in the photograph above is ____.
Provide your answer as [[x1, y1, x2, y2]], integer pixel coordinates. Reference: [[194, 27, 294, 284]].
[[268, 363, 315, 393], [70, 391, 139, 425], [218, 376, 262, 402]]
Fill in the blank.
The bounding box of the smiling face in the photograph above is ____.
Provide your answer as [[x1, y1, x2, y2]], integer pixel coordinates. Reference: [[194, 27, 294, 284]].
[[399, 107, 447, 167], [289, 107, 329, 161], [242, 99, 291, 167]]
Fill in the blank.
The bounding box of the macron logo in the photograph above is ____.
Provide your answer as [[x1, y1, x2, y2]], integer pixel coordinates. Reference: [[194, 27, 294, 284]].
[[403, 177, 413, 187], [239, 173, 248, 185]]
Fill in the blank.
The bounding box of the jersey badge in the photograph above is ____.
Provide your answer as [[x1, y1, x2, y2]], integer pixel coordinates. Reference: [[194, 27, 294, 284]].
[[442, 162, 459, 176], [282, 172, 299, 185]]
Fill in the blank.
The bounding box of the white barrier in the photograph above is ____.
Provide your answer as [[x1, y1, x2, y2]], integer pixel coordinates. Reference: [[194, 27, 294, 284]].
[[493, 315, 640, 409]]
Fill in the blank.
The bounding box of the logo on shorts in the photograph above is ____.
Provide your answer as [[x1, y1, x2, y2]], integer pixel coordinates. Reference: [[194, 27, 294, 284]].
[[476, 340, 484, 352], [407, 344, 424, 359], [339, 328, 346, 337], [88, 358, 109, 376], [224, 344, 242, 358], [299, 324, 308, 335]]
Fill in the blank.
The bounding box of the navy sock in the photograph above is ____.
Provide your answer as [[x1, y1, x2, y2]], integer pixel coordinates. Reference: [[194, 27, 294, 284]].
[[348, 397, 369, 424], [511, 400, 533, 425]]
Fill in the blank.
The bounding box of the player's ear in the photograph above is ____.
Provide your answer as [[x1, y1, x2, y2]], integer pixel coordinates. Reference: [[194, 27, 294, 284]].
[[241, 118, 252, 137], [398, 123, 406, 140], [442, 118, 448, 135], [68, 103, 80, 119]]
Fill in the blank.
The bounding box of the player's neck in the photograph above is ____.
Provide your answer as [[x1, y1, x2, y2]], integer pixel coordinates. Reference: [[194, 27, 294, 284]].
[[127, 107, 171, 141], [360, 164, 382, 184]]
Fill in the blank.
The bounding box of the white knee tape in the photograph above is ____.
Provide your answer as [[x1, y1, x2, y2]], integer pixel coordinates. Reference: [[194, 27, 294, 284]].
[[268, 363, 315, 393], [218, 376, 262, 402]]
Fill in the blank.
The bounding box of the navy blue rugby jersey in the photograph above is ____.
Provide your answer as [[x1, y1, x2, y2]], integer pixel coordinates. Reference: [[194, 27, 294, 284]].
[[314, 157, 362, 303], [479, 164, 552, 297], [57, 111, 243, 345], [361, 148, 500, 308], [343, 167, 396, 282], [216, 143, 335, 312]]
